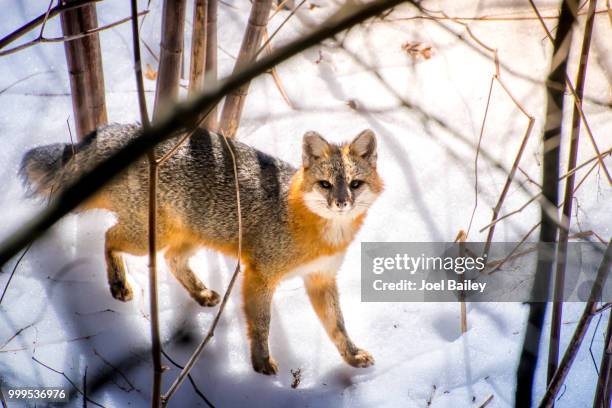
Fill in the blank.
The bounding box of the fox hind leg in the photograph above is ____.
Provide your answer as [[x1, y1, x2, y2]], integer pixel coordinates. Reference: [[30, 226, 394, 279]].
[[164, 244, 220, 307], [105, 224, 139, 302]]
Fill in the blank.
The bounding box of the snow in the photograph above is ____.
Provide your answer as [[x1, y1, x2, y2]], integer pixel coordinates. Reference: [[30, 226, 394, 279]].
[[1, 0, 611, 407]]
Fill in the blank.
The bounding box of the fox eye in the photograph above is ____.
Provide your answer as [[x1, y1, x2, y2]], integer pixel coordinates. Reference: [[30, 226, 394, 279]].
[[350, 180, 364, 189], [318, 180, 332, 189]]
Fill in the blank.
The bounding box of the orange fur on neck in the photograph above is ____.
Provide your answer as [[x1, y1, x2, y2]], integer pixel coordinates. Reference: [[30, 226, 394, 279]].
[[287, 169, 365, 256]]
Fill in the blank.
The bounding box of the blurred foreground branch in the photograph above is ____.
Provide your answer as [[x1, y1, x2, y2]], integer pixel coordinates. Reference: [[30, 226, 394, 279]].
[[0, 0, 413, 268]]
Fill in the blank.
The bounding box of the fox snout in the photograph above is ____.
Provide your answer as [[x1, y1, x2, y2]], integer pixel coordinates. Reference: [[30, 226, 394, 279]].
[[332, 178, 350, 209]]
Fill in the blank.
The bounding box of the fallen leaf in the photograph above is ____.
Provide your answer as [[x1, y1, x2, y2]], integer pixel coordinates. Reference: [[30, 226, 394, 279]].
[[145, 63, 157, 80]]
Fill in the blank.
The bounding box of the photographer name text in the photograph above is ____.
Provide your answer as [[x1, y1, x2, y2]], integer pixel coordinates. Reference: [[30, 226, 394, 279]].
[[372, 279, 487, 293]]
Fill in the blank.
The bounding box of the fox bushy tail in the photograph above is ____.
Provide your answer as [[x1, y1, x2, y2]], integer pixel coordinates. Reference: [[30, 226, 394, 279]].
[[20, 123, 141, 199], [20, 142, 74, 197]]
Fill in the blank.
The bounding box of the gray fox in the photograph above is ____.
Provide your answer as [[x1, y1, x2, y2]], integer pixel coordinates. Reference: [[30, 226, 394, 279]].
[[21, 123, 384, 374]]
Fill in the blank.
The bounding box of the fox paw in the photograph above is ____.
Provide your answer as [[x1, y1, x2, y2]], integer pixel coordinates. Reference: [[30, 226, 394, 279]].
[[110, 282, 133, 302], [194, 289, 221, 307], [252, 357, 278, 375], [345, 348, 375, 368]]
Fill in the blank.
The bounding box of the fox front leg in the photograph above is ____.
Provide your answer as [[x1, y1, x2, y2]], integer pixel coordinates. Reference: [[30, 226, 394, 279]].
[[242, 267, 279, 375], [164, 244, 220, 307], [304, 273, 374, 368]]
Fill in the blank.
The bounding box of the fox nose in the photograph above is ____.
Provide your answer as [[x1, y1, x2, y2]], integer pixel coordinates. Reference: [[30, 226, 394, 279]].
[[336, 199, 348, 209]]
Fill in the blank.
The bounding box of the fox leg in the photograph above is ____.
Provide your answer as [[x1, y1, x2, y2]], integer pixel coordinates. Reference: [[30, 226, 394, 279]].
[[304, 273, 374, 368], [104, 224, 138, 302], [243, 266, 279, 375], [164, 244, 220, 307]]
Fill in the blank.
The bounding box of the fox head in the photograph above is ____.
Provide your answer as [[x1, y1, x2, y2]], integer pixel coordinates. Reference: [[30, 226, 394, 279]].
[[300, 129, 383, 219]]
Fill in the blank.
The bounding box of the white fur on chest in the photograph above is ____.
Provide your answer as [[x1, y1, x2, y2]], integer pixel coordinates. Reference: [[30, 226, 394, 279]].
[[322, 217, 355, 246], [284, 252, 346, 280]]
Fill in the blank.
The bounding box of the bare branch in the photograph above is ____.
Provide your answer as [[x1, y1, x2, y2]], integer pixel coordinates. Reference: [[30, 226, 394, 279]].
[[0, 11, 149, 58], [516, 1, 577, 405], [529, 0, 612, 185], [548, 0, 598, 387], [539, 240, 612, 407], [0, 0, 102, 50]]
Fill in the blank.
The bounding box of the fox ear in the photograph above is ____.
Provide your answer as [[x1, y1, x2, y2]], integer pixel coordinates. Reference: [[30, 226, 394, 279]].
[[302, 131, 329, 168], [350, 129, 377, 166]]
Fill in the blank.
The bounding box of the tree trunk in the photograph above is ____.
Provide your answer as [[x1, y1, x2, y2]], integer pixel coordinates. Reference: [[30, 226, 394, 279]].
[[218, 0, 273, 138], [189, 0, 207, 96], [515, 1, 577, 406], [153, 0, 188, 120], [60, 1, 108, 140], [189, 0, 209, 128], [202, 0, 219, 130]]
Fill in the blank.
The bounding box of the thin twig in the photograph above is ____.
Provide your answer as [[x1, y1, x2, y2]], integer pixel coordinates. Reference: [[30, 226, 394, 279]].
[[83, 365, 88, 408], [485, 222, 540, 274], [131, 0, 150, 127], [0, 10, 149, 57], [479, 193, 542, 233], [595, 303, 612, 314], [0, 70, 54, 95], [1, 332, 98, 353], [0, 242, 33, 304], [131, 1, 160, 407], [528, 0, 612, 185], [386, 8, 610, 23], [466, 76, 494, 237], [519, 167, 542, 189], [0, 387, 6, 408], [161, 132, 243, 406], [0, 323, 35, 350], [39, 0, 56, 39], [0, 0, 102, 50], [477, 394, 494, 408], [256, 0, 307, 58], [160, 349, 215, 408], [445, 15, 536, 254], [558, 148, 612, 181], [32, 356, 106, 408], [93, 349, 136, 393], [455, 231, 468, 333], [262, 29, 295, 109]]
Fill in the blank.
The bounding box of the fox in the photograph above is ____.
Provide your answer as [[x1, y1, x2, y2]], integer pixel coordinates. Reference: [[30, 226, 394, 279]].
[[20, 123, 384, 374]]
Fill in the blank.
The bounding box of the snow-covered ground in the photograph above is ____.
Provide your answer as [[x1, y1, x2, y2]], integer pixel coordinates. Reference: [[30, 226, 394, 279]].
[[1, 0, 611, 406]]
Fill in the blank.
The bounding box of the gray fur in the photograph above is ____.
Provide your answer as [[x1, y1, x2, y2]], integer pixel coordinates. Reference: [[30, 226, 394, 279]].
[[21, 123, 299, 273]]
